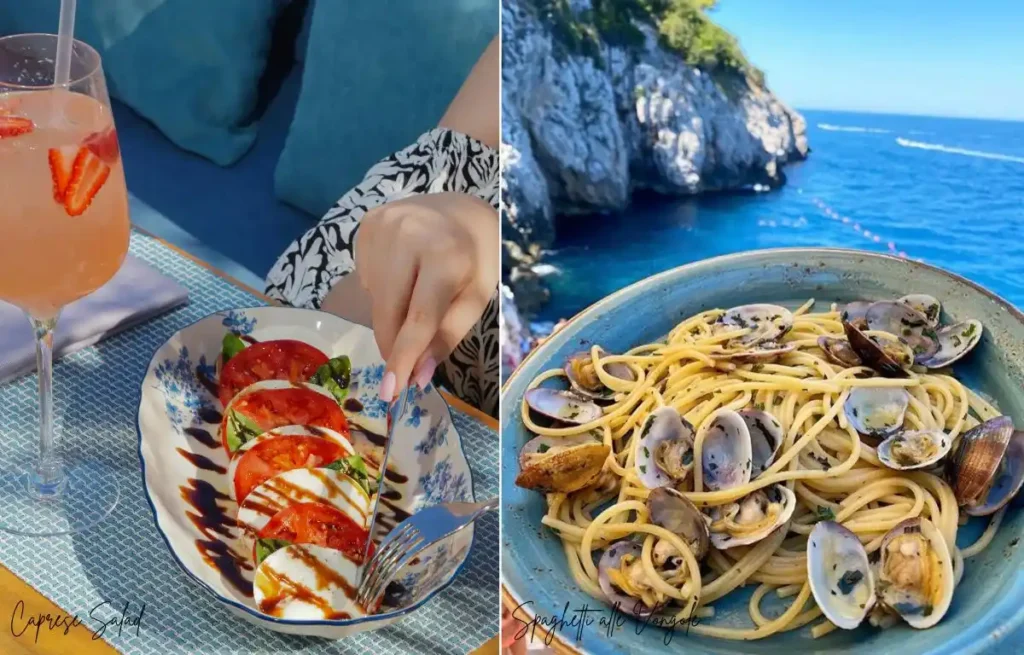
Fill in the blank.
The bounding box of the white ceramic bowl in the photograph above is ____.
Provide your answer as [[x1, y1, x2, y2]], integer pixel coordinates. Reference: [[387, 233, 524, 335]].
[[138, 307, 476, 638]]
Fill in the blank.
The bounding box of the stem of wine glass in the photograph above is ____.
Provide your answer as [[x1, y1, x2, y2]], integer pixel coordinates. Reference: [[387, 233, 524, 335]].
[[29, 314, 66, 498]]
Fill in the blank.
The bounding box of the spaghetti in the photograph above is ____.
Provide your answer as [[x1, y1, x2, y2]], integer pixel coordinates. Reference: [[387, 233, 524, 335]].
[[515, 298, 1019, 640]]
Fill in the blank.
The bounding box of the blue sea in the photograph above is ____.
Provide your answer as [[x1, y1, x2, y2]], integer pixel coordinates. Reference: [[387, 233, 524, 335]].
[[534, 110, 1024, 324]]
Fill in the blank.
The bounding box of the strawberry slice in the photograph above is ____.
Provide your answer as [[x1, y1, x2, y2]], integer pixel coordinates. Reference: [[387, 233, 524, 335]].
[[62, 147, 111, 217], [48, 145, 79, 203], [84, 127, 120, 164], [0, 115, 33, 139]]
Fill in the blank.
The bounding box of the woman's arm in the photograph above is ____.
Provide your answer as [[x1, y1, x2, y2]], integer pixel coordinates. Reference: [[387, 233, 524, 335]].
[[320, 35, 500, 327], [438, 36, 499, 149]]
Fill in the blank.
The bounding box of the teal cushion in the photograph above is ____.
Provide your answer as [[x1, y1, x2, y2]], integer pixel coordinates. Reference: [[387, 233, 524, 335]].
[[275, 0, 498, 216], [0, 0, 285, 166]]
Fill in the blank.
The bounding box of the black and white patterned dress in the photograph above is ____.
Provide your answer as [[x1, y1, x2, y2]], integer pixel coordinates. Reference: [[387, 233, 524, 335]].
[[266, 128, 500, 416]]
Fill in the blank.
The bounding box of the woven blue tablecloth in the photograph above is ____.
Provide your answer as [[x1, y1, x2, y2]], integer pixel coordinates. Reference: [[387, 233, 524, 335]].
[[0, 232, 498, 654]]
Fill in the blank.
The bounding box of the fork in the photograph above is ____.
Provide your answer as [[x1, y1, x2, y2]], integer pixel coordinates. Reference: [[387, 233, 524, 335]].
[[356, 497, 498, 609]]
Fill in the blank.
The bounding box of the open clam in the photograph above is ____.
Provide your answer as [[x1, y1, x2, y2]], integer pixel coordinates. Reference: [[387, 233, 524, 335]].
[[515, 433, 610, 493], [598, 541, 657, 616], [945, 416, 1024, 515], [818, 336, 862, 368], [841, 301, 872, 329], [717, 304, 793, 346], [647, 488, 711, 561], [875, 518, 954, 629], [917, 320, 982, 369], [877, 429, 952, 470], [524, 388, 602, 425], [738, 409, 784, 477], [897, 294, 941, 327], [843, 321, 910, 378], [635, 407, 696, 489], [701, 411, 754, 491], [809, 518, 953, 630], [865, 301, 939, 363], [564, 348, 635, 400], [707, 484, 796, 549], [807, 521, 876, 629], [844, 387, 910, 438]]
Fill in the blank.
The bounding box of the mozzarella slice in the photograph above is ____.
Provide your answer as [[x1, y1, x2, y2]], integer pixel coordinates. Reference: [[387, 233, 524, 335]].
[[254, 544, 366, 620], [226, 425, 355, 501], [236, 467, 371, 560]]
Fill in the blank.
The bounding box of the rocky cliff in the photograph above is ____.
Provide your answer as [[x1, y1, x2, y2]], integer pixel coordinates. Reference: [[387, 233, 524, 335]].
[[501, 0, 809, 314]]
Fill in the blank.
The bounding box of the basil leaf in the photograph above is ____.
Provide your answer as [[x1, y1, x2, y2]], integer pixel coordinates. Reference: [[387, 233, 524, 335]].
[[313, 356, 352, 403], [222, 332, 247, 362], [255, 538, 291, 565], [226, 409, 262, 452], [325, 454, 371, 495]]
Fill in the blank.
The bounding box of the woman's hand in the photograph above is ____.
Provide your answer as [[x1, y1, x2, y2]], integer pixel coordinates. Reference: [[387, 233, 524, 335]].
[[353, 192, 498, 402]]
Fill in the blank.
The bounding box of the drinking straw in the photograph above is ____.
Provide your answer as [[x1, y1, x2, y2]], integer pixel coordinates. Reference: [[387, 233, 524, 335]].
[[53, 0, 78, 87]]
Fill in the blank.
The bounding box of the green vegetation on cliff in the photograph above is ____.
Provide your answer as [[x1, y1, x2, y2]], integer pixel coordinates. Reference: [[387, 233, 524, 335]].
[[532, 0, 763, 86]]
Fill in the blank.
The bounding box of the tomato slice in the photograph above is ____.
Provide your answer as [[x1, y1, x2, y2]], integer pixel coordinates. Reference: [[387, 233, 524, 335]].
[[258, 502, 373, 564], [220, 386, 349, 454], [234, 435, 347, 502], [218, 340, 328, 407]]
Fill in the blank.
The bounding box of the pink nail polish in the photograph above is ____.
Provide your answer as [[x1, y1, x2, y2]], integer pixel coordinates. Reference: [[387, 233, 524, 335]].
[[379, 371, 396, 402], [413, 358, 437, 390]]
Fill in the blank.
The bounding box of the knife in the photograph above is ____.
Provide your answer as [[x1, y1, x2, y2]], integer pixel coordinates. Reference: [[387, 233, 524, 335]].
[[361, 384, 411, 565]]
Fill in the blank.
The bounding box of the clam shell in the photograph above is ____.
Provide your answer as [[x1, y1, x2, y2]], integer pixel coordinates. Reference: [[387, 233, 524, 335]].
[[807, 521, 875, 630], [635, 407, 695, 489], [876, 517, 954, 629], [865, 301, 939, 363], [564, 348, 635, 399], [960, 426, 1024, 517], [718, 304, 793, 346], [897, 294, 941, 327], [515, 433, 610, 493], [701, 410, 753, 491], [917, 320, 983, 369], [945, 416, 1014, 510], [844, 387, 910, 438], [709, 484, 796, 549], [843, 321, 909, 378], [597, 541, 655, 616], [646, 488, 710, 560], [818, 336, 862, 368], [841, 301, 873, 326], [738, 409, 784, 478], [524, 388, 602, 425], [877, 429, 952, 471]]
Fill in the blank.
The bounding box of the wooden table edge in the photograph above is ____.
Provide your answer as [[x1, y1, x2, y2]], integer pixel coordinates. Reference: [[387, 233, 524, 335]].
[[502, 586, 580, 654], [0, 228, 497, 654]]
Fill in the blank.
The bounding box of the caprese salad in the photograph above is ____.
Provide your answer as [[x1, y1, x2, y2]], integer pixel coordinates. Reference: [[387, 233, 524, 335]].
[[213, 332, 379, 620]]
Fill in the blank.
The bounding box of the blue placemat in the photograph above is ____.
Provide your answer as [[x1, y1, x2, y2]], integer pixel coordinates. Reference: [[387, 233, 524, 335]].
[[0, 232, 498, 654]]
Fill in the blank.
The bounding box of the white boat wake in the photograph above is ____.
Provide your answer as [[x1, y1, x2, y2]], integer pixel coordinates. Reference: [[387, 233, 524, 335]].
[[817, 123, 890, 133], [895, 137, 1024, 164]]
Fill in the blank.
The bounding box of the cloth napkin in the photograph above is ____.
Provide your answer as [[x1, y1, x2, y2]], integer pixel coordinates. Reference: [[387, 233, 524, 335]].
[[0, 255, 189, 383]]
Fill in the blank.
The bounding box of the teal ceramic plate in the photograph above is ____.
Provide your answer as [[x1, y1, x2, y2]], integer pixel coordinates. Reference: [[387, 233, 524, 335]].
[[501, 249, 1024, 654]]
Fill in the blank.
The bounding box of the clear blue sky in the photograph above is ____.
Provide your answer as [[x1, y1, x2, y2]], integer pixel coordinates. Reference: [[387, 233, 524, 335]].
[[712, 0, 1024, 121]]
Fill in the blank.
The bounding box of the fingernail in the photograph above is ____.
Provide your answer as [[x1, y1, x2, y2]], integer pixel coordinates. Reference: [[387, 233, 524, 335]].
[[412, 357, 437, 390], [379, 372, 396, 402]]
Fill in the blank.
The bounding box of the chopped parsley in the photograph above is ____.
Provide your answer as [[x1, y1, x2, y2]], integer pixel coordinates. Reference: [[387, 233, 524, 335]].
[[538, 444, 551, 454], [815, 506, 836, 522]]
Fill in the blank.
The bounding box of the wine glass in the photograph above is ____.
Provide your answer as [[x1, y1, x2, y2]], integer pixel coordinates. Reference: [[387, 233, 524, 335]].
[[0, 34, 130, 535]]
